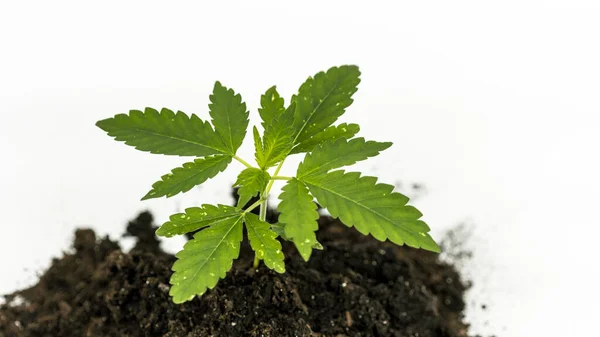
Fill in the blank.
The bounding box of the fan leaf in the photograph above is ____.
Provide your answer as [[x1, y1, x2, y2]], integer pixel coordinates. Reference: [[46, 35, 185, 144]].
[[244, 213, 286, 273], [253, 126, 266, 166], [291, 65, 361, 145], [297, 137, 391, 179], [290, 123, 360, 154], [143, 155, 232, 200], [299, 170, 440, 252], [258, 86, 286, 129], [270, 222, 288, 240], [169, 213, 244, 303], [233, 168, 271, 208], [277, 179, 320, 261], [258, 126, 294, 169], [156, 204, 240, 238], [255, 87, 294, 168], [96, 107, 228, 156], [209, 82, 250, 154]]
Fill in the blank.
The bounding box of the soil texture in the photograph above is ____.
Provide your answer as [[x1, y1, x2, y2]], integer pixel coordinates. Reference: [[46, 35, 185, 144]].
[[1, 201, 472, 337]]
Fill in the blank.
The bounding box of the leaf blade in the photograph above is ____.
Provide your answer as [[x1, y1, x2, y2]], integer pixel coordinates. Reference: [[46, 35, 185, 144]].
[[292, 65, 361, 144], [244, 213, 286, 273], [143, 155, 232, 200], [300, 171, 440, 253], [277, 179, 320, 261], [259, 126, 294, 168], [169, 213, 244, 303], [233, 168, 271, 208], [297, 137, 391, 179], [258, 86, 286, 129], [156, 204, 240, 238], [209, 82, 250, 154], [253, 126, 265, 166], [96, 107, 228, 156], [254, 86, 295, 168], [290, 123, 360, 155], [270, 222, 288, 240]]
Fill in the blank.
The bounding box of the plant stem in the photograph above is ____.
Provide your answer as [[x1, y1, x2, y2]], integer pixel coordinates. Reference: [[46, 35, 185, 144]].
[[265, 160, 285, 194], [250, 159, 286, 269], [259, 195, 268, 221], [253, 194, 268, 269], [243, 198, 264, 215], [271, 175, 292, 181], [253, 251, 260, 269], [233, 155, 253, 169]]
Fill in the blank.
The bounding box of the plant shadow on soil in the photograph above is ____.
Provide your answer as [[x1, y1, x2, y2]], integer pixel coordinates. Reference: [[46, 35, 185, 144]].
[[0, 191, 476, 337]]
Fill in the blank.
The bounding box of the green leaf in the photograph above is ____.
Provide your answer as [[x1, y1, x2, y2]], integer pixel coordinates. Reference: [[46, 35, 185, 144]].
[[96, 107, 228, 156], [290, 123, 360, 154], [143, 155, 232, 200], [258, 126, 294, 169], [244, 213, 285, 273], [270, 222, 288, 240], [156, 204, 239, 238], [254, 124, 293, 169], [209, 82, 250, 154], [278, 179, 320, 261], [258, 86, 285, 129], [278, 101, 296, 130], [299, 171, 440, 253], [270, 222, 323, 250], [291, 65, 361, 144], [169, 213, 244, 303], [260, 86, 295, 131], [297, 137, 392, 179], [233, 168, 271, 208], [254, 86, 295, 168], [253, 126, 266, 165]]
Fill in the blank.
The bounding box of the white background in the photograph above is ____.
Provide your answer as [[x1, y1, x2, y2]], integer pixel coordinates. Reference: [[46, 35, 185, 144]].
[[1, 1, 599, 336]]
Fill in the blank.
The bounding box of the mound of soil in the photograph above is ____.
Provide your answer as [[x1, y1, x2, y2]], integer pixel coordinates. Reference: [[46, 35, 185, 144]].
[[0, 205, 471, 336]]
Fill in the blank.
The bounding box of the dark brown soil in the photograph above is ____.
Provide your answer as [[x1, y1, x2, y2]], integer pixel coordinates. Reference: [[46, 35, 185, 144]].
[[0, 200, 472, 336]]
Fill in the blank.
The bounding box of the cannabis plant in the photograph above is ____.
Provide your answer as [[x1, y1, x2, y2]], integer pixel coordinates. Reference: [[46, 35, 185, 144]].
[[96, 65, 439, 303]]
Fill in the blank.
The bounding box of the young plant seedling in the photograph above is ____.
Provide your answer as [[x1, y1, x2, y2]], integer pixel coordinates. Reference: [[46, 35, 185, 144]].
[[96, 65, 440, 303]]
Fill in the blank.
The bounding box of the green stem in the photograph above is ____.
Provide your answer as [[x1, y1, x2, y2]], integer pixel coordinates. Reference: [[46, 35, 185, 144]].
[[249, 160, 286, 269], [265, 160, 285, 194], [253, 252, 260, 269], [243, 198, 264, 215], [259, 196, 268, 221], [253, 193, 269, 269], [271, 175, 292, 181], [233, 155, 253, 169]]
